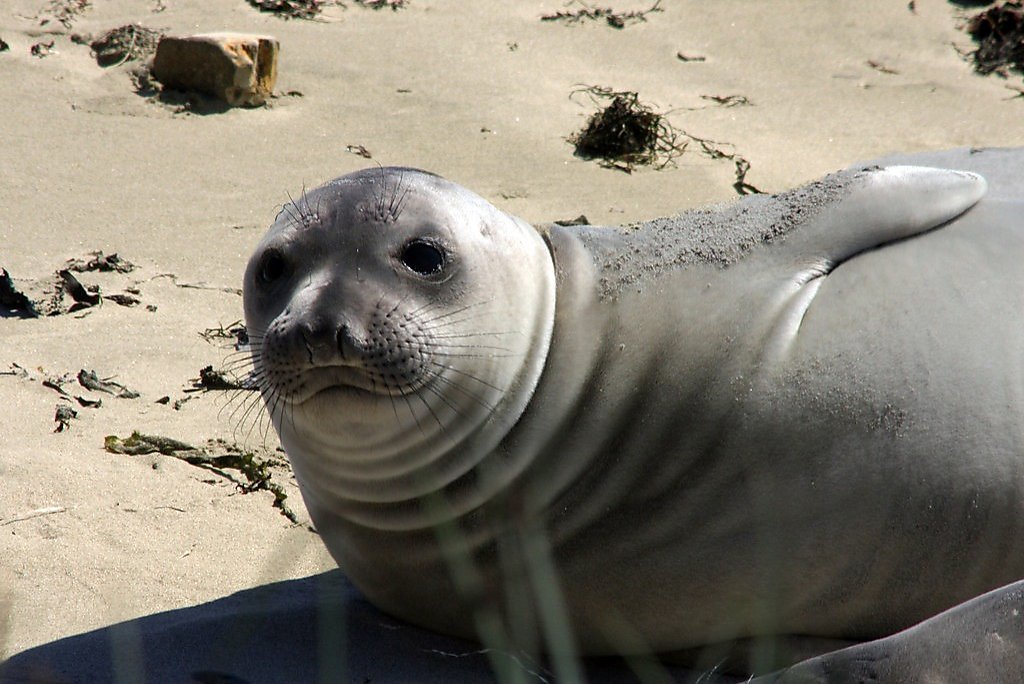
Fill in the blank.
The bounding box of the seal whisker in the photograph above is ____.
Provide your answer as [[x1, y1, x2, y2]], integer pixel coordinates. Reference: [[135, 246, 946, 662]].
[[403, 299, 438, 319], [224, 389, 260, 442], [426, 361, 505, 393], [285, 392, 298, 444], [297, 185, 309, 223], [417, 380, 466, 420], [431, 342, 514, 353], [236, 393, 272, 446], [299, 184, 320, 225], [430, 351, 521, 360], [429, 331, 519, 340], [234, 386, 273, 440], [401, 392, 428, 436], [218, 384, 260, 429], [387, 383, 402, 423], [215, 361, 264, 426], [218, 354, 261, 377], [374, 165, 388, 220], [283, 191, 303, 227], [315, 193, 325, 226], [276, 197, 300, 227], [413, 300, 487, 320], [424, 369, 498, 413], [422, 314, 503, 332], [232, 342, 263, 366], [412, 384, 452, 438], [413, 301, 490, 325], [219, 349, 255, 366], [386, 168, 411, 222], [268, 388, 292, 444], [411, 309, 503, 333], [235, 400, 265, 446], [217, 362, 258, 380], [236, 388, 272, 447]]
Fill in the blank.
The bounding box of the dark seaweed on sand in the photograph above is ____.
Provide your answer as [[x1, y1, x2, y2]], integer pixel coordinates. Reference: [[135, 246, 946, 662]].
[[82, 25, 163, 67], [58, 270, 100, 311], [40, 0, 91, 29], [247, 0, 326, 19], [542, 0, 661, 29], [78, 369, 140, 398], [189, 365, 254, 392], [31, 41, 55, 58], [570, 86, 763, 192], [0, 270, 37, 318], [54, 404, 77, 432], [248, 0, 410, 18], [569, 87, 684, 171], [963, 1, 1024, 76], [105, 433, 298, 522], [66, 251, 135, 273], [353, 0, 408, 9]]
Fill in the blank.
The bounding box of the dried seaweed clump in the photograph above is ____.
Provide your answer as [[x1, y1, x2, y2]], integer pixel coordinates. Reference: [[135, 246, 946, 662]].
[[569, 87, 683, 171], [87, 24, 162, 67], [247, 0, 326, 19], [66, 250, 135, 273], [542, 0, 661, 29], [39, 0, 91, 29], [964, 1, 1024, 75], [353, 0, 408, 9]]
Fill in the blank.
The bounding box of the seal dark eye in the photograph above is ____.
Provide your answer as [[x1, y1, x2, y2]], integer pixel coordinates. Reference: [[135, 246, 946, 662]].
[[400, 240, 445, 276], [258, 248, 288, 284]]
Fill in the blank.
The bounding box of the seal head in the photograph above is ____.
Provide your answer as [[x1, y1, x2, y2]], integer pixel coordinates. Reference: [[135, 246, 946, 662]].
[[243, 167, 556, 530]]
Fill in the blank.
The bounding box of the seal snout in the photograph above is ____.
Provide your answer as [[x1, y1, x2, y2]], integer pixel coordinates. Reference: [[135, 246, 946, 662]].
[[299, 314, 367, 367], [288, 298, 435, 397]]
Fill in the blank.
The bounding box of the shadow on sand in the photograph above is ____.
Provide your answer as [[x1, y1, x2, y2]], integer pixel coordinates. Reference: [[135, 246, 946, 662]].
[[0, 570, 714, 684]]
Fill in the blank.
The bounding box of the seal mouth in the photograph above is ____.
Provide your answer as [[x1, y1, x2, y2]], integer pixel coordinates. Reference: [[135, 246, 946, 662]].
[[304, 383, 377, 404], [293, 364, 426, 405]]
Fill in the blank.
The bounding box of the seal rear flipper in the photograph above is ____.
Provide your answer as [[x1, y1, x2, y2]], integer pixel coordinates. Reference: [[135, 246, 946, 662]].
[[781, 165, 987, 280], [750, 579, 1024, 683]]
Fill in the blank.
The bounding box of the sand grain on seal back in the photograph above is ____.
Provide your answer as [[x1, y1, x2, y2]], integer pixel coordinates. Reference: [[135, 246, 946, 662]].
[[572, 168, 864, 299]]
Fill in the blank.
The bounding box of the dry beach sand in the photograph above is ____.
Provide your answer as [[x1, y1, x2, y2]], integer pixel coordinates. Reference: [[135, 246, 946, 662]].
[[1, 0, 1023, 679]]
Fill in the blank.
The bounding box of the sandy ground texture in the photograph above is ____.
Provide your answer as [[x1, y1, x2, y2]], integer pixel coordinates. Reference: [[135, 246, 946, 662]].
[[1, 0, 1023, 673]]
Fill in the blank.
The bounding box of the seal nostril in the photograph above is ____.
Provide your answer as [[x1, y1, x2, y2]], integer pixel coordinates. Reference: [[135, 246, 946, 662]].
[[337, 324, 349, 359]]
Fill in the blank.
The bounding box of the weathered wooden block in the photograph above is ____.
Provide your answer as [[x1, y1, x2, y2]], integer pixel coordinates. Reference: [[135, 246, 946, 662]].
[[152, 33, 279, 107]]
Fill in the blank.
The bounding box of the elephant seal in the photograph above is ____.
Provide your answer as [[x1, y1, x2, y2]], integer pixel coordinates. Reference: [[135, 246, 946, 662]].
[[243, 150, 1024, 678]]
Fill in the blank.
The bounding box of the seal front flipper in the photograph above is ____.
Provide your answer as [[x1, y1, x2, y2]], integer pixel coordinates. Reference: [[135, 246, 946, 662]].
[[761, 166, 986, 362], [860, 146, 1024, 200], [751, 579, 1024, 683], [778, 165, 986, 281]]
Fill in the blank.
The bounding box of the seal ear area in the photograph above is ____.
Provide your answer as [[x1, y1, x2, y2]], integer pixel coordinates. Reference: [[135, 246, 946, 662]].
[[782, 165, 987, 275]]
